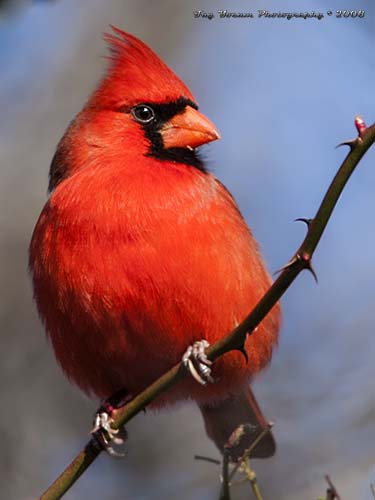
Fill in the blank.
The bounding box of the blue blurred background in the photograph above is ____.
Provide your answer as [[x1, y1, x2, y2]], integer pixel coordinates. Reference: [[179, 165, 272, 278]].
[[1, 1, 374, 499]]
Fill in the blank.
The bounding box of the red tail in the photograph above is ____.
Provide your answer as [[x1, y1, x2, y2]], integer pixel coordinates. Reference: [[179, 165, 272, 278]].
[[199, 386, 275, 461]]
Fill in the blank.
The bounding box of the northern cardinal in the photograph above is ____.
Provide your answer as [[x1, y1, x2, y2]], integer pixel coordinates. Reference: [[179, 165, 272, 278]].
[[29, 28, 280, 460]]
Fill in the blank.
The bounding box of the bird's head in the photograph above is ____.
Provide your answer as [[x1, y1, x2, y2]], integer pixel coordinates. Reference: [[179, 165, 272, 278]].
[[49, 27, 220, 192]]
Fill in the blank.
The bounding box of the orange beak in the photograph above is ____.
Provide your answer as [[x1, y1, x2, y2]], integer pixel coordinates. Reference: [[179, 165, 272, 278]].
[[160, 106, 221, 149]]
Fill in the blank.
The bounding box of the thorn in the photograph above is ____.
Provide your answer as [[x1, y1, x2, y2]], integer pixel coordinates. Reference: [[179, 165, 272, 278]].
[[274, 255, 298, 275], [295, 217, 312, 226], [307, 263, 318, 283], [235, 346, 249, 364], [336, 139, 357, 150], [354, 115, 367, 136], [302, 257, 318, 283]]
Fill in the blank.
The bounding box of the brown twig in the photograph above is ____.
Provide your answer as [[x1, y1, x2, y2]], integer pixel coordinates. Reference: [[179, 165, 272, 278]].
[[38, 118, 375, 500], [194, 455, 221, 465], [219, 450, 231, 500], [324, 474, 341, 500], [228, 422, 274, 482], [241, 460, 264, 500]]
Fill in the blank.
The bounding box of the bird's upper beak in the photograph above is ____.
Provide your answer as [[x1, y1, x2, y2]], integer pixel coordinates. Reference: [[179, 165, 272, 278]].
[[160, 106, 221, 149]]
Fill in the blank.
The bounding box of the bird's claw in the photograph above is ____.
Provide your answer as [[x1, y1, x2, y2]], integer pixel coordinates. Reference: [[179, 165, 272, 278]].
[[91, 411, 127, 458], [182, 339, 214, 386]]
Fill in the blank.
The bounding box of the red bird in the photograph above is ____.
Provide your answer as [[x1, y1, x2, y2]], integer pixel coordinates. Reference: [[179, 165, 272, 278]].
[[29, 28, 280, 460]]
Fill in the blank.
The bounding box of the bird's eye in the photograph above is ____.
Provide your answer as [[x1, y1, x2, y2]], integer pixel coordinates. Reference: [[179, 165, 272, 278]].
[[131, 105, 155, 124]]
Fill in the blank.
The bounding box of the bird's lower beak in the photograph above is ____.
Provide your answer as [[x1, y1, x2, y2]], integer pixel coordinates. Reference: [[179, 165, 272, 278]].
[[160, 106, 221, 149]]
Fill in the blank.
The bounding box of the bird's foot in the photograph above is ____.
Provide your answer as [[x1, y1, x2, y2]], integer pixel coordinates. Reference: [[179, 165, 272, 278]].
[[91, 410, 127, 457], [91, 389, 130, 458], [183, 339, 214, 386]]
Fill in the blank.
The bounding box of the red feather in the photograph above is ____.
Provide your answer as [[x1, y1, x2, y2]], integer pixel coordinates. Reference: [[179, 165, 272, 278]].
[[29, 28, 280, 459], [90, 27, 195, 109]]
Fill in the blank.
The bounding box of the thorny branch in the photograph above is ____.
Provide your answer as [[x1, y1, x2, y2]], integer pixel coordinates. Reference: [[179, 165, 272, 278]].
[[39, 118, 375, 500], [317, 475, 341, 500], [198, 423, 273, 499]]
